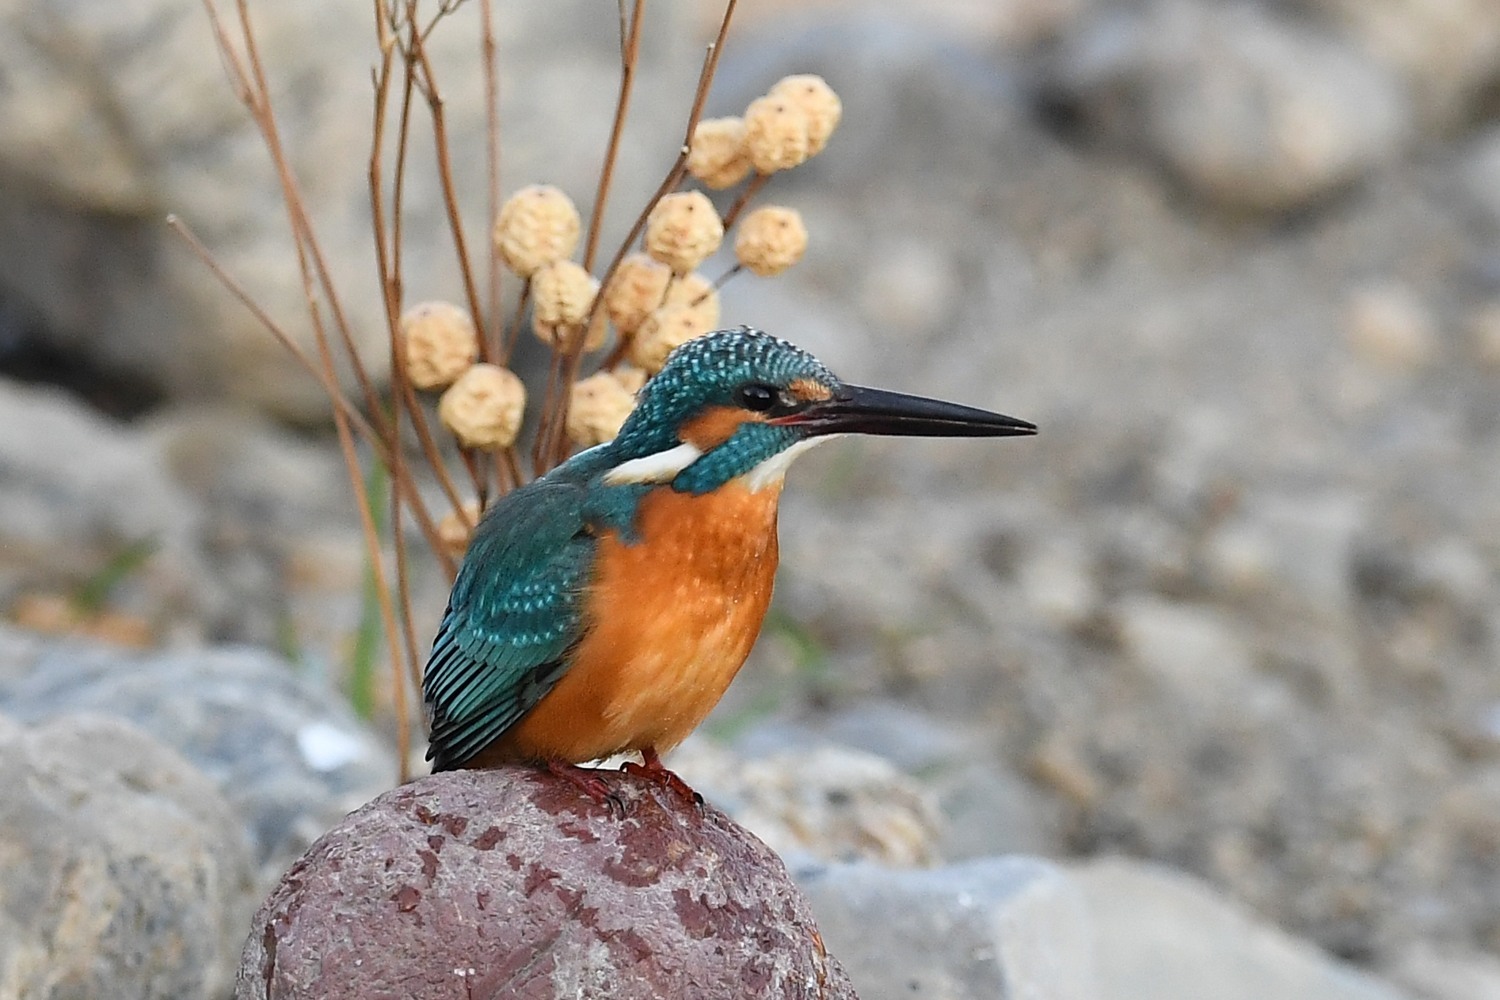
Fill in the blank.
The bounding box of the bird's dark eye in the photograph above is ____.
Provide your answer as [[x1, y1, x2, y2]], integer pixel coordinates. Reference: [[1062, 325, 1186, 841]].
[[736, 382, 779, 412]]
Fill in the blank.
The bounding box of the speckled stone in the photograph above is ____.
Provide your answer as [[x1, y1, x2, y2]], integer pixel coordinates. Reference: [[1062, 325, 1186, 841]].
[[237, 766, 858, 1000]]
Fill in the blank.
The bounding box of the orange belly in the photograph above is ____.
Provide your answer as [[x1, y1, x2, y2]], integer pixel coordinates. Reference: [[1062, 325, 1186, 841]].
[[483, 480, 782, 764]]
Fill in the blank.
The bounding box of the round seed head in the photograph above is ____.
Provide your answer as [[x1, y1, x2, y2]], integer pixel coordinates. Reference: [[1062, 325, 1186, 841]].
[[531, 260, 599, 327], [629, 303, 718, 373], [662, 271, 720, 329], [437, 502, 483, 559], [493, 185, 581, 277], [743, 94, 812, 174], [644, 191, 724, 274], [687, 117, 753, 190], [399, 300, 479, 390], [566, 370, 642, 447], [734, 206, 809, 277], [768, 75, 842, 155], [603, 253, 674, 335], [438, 363, 526, 449]]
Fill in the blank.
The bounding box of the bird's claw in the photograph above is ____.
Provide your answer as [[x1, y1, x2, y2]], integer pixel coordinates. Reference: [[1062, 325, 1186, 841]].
[[546, 760, 626, 816], [620, 748, 703, 806]]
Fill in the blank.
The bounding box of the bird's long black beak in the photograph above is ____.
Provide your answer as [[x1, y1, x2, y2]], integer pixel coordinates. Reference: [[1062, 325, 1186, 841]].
[[770, 383, 1037, 438]]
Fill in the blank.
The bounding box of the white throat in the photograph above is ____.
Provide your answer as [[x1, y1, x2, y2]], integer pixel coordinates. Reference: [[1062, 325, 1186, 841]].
[[741, 436, 834, 492]]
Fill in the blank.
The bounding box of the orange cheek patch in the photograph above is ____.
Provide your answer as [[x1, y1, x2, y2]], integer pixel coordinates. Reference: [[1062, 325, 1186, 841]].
[[679, 405, 761, 450], [789, 378, 833, 402]]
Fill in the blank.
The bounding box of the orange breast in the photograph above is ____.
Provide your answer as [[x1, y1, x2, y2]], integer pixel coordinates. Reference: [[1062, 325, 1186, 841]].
[[485, 481, 782, 764]]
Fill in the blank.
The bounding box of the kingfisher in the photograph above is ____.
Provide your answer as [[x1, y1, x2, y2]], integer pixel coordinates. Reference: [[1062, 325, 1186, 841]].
[[423, 327, 1034, 799]]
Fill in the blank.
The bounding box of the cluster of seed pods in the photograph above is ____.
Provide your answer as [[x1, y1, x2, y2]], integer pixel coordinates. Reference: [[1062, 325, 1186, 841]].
[[398, 73, 842, 473]]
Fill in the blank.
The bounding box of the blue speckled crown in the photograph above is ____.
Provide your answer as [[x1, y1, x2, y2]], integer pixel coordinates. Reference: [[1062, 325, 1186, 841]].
[[612, 327, 839, 458]]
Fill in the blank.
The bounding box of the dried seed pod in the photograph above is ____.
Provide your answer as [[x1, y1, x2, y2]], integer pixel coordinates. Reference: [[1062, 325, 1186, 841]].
[[644, 191, 724, 274], [687, 117, 753, 190], [630, 303, 718, 373], [612, 366, 648, 394], [768, 75, 842, 155], [566, 370, 642, 447], [534, 312, 610, 353], [437, 502, 483, 559], [493, 185, 581, 277], [743, 94, 811, 174], [399, 301, 479, 390], [438, 363, 526, 449], [531, 260, 599, 329], [734, 206, 809, 277], [532, 260, 606, 352], [603, 253, 674, 335], [664, 271, 720, 324]]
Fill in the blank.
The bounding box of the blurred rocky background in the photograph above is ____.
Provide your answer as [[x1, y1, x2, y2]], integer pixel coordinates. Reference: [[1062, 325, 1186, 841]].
[[2, 0, 1500, 998]]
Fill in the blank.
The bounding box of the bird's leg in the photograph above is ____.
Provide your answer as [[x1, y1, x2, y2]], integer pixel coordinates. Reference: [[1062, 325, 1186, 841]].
[[620, 746, 703, 805], [545, 760, 623, 815]]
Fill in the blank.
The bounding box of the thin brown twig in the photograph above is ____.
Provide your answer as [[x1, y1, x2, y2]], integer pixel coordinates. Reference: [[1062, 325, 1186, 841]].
[[719, 170, 769, 229], [207, 0, 417, 781], [582, 0, 645, 272], [535, 0, 741, 470], [232, 1, 391, 450], [367, 3, 462, 573], [411, 42, 487, 362], [168, 216, 380, 449], [479, 0, 503, 362]]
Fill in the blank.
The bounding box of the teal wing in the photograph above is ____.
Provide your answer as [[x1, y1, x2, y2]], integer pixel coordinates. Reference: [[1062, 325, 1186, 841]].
[[423, 479, 597, 770]]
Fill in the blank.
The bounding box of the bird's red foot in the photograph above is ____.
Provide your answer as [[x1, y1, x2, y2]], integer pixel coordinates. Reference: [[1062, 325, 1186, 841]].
[[620, 746, 703, 806], [546, 760, 624, 816]]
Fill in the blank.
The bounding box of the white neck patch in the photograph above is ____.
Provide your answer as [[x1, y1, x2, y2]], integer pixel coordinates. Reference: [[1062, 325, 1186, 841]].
[[602, 442, 704, 486], [741, 436, 835, 492]]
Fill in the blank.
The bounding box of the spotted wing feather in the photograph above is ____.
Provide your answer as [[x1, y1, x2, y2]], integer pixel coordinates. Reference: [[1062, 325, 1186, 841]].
[[423, 480, 596, 770]]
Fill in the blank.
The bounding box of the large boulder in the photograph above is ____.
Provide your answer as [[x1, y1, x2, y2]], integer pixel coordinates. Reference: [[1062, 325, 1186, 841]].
[[0, 712, 256, 1000], [238, 766, 858, 999]]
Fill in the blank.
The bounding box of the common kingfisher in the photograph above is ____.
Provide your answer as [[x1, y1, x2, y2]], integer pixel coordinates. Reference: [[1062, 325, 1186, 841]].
[[423, 327, 1035, 797]]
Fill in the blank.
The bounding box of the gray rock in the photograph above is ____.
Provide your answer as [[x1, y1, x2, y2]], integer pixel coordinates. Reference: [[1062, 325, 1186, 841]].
[[671, 737, 944, 868], [798, 855, 1097, 1000], [0, 628, 395, 889], [0, 378, 227, 640], [731, 706, 1053, 858], [1074, 857, 1413, 1000], [1385, 943, 1500, 1000], [1204, 490, 1369, 616], [1047, 0, 1411, 212], [238, 767, 857, 1000], [1304, 0, 1500, 131], [0, 0, 702, 418], [1111, 594, 1255, 707], [0, 711, 256, 1000]]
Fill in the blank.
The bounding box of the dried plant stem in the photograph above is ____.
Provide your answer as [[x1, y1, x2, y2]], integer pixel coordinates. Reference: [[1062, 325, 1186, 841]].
[[719, 170, 769, 229], [205, 0, 423, 777], [582, 0, 645, 272], [167, 217, 376, 448], [534, 0, 740, 470], [479, 0, 503, 360]]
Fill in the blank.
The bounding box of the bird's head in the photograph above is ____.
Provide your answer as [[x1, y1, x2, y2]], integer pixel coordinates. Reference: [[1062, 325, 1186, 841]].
[[602, 327, 1035, 495]]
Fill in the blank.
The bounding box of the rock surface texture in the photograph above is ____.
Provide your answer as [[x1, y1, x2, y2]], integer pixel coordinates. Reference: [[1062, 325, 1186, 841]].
[[0, 630, 396, 890], [237, 767, 857, 1000], [0, 712, 256, 1000]]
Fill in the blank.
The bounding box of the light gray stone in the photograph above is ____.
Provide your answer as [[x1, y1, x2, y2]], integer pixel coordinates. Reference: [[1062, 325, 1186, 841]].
[[798, 856, 1097, 1000], [1112, 594, 1255, 704], [1047, 0, 1412, 211], [1305, 0, 1500, 131], [0, 377, 229, 641], [0, 711, 256, 1000], [1075, 857, 1413, 1000], [671, 737, 944, 868], [0, 629, 395, 889]]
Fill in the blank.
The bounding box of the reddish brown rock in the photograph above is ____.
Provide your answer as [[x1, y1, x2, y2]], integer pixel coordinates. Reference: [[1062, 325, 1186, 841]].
[[236, 766, 857, 999]]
